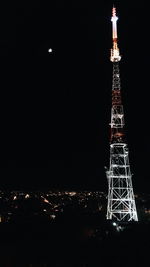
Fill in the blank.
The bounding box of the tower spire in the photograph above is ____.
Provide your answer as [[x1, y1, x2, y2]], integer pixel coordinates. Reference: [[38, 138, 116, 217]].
[[110, 7, 121, 62], [106, 7, 138, 222]]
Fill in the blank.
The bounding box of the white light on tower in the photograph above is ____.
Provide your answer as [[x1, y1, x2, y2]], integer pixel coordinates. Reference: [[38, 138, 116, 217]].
[[48, 48, 53, 53]]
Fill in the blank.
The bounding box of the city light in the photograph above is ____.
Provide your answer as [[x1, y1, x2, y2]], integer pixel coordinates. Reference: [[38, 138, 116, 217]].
[[0, 189, 150, 223]]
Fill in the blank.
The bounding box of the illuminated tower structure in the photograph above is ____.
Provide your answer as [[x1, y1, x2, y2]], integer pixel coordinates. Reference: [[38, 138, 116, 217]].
[[106, 7, 138, 221]]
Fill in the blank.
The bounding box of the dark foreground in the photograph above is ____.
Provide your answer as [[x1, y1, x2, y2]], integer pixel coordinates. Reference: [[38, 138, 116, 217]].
[[0, 211, 149, 267]]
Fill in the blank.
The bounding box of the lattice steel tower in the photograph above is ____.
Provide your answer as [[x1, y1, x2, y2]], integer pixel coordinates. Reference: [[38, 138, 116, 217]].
[[106, 7, 138, 221]]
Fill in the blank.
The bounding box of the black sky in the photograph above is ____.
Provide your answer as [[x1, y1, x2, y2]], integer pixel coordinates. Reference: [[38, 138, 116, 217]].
[[0, 1, 150, 192]]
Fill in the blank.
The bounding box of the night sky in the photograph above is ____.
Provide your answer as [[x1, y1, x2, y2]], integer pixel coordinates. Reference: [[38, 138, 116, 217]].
[[0, 1, 150, 192]]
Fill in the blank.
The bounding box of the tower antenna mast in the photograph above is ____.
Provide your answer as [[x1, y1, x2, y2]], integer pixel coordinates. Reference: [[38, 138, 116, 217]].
[[106, 7, 138, 221]]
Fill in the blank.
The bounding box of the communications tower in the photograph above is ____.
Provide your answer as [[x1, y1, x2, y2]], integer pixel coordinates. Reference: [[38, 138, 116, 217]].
[[106, 7, 138, 221]]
